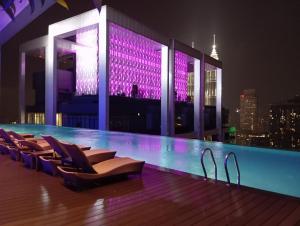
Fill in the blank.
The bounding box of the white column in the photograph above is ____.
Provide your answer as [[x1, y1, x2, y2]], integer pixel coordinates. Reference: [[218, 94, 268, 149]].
[[45, 36, 57, 125], [193, 58, 201, 138], [168, 39, 175, 136], [216, 68, 222, 141], [161, 45, 169, 136], [98, 7, 109, 130], [199, 56, 205, 139], [19, 52, 26, 123]]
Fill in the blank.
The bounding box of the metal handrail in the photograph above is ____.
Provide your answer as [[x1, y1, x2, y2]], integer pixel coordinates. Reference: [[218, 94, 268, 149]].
[[224, 152, 240, 186], [201, 148, 217, 181]]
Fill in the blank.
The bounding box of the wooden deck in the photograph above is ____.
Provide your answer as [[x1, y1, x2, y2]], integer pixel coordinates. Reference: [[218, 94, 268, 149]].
[[1, 155, 300, 226]]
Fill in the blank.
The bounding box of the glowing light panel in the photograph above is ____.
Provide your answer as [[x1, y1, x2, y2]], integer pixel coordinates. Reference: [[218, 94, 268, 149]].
[[175, 51, 188, 101], [109, 23, 161, 99], [205, 63, 217, 106], [76, 26, 99, 95]]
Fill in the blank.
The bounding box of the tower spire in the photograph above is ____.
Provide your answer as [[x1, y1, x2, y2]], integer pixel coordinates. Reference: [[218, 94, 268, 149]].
[[213, 34, 216, 45], [210, 34, 219, 60]]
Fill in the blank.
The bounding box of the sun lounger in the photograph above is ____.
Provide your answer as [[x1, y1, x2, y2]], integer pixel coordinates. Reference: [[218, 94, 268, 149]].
[[0, 129, 30, 159], [57, 143, 145, 188], [18, 140, 54, 169], [41, 135, 114, 164], [0, 129, 51, 160], [0, 128, 17, 146], [7, 131, 35, 140], [8, 130, 46, 144], [39, 135, 116, 175], [0, 143, 14, 155], [38, 156, 63, 176]]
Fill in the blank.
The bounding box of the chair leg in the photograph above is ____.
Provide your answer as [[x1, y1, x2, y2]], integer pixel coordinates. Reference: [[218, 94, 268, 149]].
[[31, 157, 35, 169]]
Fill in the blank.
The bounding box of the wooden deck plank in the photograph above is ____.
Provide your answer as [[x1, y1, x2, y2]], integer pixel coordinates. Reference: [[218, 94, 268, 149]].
[[246, 198, 287, 226], [227, 195, 275, 226], [150, 186, 246, 226], [188, 190, 256, 225], [3, 176, 170, 225], [125, 183, 228, 226], [263, 201, 300, 226], [113, 182, 224, 226], [202, 191, 261, 225], [279, 205, 300, 226], [79, 177, 216, 225], [48, 178, 201, 226], [0, 155, 300, 226]]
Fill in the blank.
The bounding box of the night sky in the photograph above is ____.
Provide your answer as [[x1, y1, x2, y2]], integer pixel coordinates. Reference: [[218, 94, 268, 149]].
[[1, 0, 300, 123], [107, 0, 300, 116]]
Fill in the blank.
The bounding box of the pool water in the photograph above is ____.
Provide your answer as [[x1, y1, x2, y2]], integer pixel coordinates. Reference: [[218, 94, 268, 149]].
[[1, 124, 300, 198]]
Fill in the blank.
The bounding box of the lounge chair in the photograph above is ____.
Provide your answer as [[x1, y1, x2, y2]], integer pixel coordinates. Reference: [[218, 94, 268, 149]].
[[0, 129, 17, 146], [0, 129, 17, 154], [7, 130, 46, 144], [38, 156, 64, 176], [0, 143, 15, 155], [18, 140, 54, 169], [0, 129, 51, 160], [41, 135, 114, 164], [7, 131, 35, 140], [39, 135, 116, 175], [57, 143, 145, 188], [0, 129, 29, 159], [0, 129, 33, 142]]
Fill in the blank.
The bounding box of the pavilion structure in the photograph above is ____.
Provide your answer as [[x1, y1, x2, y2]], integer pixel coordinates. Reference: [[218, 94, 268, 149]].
[[1, 4, 223, 140]]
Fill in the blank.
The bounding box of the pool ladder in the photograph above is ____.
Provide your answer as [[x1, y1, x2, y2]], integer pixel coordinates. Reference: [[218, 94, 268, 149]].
[[224, 152, 241, 186], [201, 148, 217, 181], [200, 148, 241, 186]]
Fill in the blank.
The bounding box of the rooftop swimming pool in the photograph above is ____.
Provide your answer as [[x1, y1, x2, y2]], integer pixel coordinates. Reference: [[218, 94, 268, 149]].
[[1, 124, 300, 198]]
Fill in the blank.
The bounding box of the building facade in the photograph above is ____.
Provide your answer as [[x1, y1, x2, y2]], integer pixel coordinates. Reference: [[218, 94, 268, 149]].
[[240, 89, 257, 132], [269, 96, 300, 149], [14, 6, 223, 139]]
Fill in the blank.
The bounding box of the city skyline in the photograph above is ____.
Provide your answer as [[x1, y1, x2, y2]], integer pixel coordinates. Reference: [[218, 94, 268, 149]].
[[104, 0, 300, 114]]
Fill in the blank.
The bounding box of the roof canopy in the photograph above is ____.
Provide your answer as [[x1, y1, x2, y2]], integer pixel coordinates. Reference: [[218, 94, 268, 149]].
[[0, 0, 56, 46]]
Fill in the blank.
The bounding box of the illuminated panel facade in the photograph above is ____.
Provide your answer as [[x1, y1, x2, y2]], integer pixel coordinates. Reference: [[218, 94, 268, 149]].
[[109, 23, 161, 99], [205, 63, 217, 106], [174, 51, 188, 101], [76, 25, 99, 95], [188, 72, 194, 101]]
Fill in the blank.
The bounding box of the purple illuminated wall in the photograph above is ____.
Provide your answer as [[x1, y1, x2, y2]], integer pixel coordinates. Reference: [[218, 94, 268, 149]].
[[109, 23, 161, 99], [175, 51, 188, 101], [76, 26, 99, 95]]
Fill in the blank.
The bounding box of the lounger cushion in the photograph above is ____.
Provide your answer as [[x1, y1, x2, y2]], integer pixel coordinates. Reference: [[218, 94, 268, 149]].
[[84, 149, 117, 164], [92, 157, 144, 175], [58, 157, 145, 181]]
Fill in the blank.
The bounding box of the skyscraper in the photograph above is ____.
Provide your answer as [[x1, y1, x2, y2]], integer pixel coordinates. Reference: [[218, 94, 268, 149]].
[[240, 89, 257, 132], [205, 35, 219, 106], [269, 96, 300, 149], [210, 34, 219, 60]]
